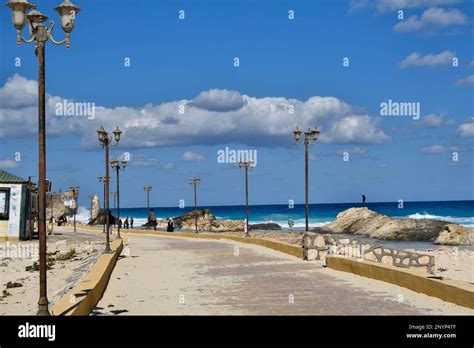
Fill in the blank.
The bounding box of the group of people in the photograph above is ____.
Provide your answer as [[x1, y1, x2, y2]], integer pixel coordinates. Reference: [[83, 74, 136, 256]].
[[118, 216, 134, 229]]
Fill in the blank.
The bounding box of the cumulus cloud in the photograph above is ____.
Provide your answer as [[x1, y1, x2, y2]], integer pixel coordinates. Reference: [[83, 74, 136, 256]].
[[399, 51, 455, 68], [420, 144, 462, 153], [0, 74, 389, 148], [0, 160, 19, 169], [415, 114, 444, 127], [321, 115, 388, 144], [182, 151, 206, 161], [351, 0, 460, 13], [458, 119, 474, 137], [394, 7, 468, 33], [455, 74, 474, 86], [190, 89, 245, 111]]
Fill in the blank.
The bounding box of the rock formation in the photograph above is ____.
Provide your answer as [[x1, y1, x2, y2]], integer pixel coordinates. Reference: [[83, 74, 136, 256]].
[[434, 224, 473, 245], [90, 194, 100, 221], [152, 209, 283, 232], [46, 191, 75, 219], [315, 207, 472, 245], [249, 223, 282, 231]]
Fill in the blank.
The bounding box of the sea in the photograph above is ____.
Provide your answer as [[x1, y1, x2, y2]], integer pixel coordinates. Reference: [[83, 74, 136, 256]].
[[75, 200, 474, 230]]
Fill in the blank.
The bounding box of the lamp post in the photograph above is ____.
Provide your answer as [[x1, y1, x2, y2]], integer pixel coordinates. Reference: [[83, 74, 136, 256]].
[[6, 0, 81, 316], [293, 126, 320, 233], [69, 186, 79, 232], [97, 126, 122, 253], [110, 191, 117, 226], [111, 159, 126, 239], [238, 161, 254, 237], [143, 185, 152, 229], [189, 178, 201, 233], [98, 176, 107, 234]]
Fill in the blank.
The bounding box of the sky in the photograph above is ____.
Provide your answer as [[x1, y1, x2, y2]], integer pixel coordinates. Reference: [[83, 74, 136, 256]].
[[0, 0, 473, 208]]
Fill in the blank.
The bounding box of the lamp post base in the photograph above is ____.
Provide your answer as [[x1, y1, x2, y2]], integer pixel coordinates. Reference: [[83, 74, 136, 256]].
[[37, 299, 50, 316]]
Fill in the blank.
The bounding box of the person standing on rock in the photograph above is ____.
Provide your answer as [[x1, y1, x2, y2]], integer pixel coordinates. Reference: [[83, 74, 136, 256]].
[[362, 194, 366, 207]]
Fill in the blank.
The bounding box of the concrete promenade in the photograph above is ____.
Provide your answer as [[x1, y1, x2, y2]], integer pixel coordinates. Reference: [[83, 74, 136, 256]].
[[93, 232, 474, 315]]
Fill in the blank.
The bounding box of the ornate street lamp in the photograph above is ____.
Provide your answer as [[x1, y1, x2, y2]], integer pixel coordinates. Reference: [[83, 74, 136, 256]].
[[238, 160, 254, 238], [143, 185, 152, 230], [293, 126, 320, 234], [97, 126, 122, 253], [189, 178, 201, 233], [111, 159, 126, 239], [69, 186, 79, 232], [6, 0, 81, 316]]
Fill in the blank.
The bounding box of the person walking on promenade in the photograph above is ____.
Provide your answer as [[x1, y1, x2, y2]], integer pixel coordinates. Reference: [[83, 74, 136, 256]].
[[167, 218, 175, 232], [362, 194, 366, 207], [148, 209, 157, 231], [130, 217, 134, 229]]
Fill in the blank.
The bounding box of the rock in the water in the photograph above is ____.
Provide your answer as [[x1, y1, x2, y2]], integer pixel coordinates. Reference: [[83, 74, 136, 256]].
[[315, 207, 471, 244], [434, 224, 473, 246], [154, 209, 245, 232], [249, 223, 281, 231]]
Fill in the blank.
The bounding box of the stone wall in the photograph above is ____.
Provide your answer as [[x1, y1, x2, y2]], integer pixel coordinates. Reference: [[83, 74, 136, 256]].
[[303, 232, 435, 274]]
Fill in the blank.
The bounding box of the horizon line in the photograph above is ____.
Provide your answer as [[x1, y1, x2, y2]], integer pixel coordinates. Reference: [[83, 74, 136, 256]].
[[111, 199, 474, 210]]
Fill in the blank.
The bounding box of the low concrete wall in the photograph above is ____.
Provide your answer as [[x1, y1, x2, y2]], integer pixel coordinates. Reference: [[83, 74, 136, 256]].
[[51, 239, 123, 316], [304, 232, 435, 274], [326, 256, 474, 309]]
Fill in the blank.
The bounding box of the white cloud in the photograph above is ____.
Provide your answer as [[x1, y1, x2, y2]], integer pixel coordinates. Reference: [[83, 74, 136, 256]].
[[337, 147, 368, 155], [321, 115, 388, 144], [0, 160, 19, 169], [182, 151, 206, 161], [190, 89, 245, 111], [455, 74, 474, 86], [394, 7, 468, 33], [399, 51, 455, 68], [0, 74, 389, 147], [122, 153, 174, 169], [417, 114, 444, 127], [458, 119, 474, 137], [351, 0, 460, 13], [420, 144, 462, 153]]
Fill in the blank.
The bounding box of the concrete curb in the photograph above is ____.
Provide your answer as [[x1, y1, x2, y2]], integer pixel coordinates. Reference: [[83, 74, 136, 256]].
[[51, 239, 123, 316], [326, 256, 474, 309]]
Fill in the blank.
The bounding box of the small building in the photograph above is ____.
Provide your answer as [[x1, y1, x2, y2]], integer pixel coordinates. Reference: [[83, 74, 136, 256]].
[[0, 170, 36, 241]]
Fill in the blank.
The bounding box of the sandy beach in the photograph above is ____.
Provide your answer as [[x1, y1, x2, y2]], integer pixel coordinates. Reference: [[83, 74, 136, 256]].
[[0, 227, 103, 315]]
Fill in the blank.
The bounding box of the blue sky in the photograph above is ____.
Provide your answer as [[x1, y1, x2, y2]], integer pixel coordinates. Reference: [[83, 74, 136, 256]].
[[0, 0, 473, 208]]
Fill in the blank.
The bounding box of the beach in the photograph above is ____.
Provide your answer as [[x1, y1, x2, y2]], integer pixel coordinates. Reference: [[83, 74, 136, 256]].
[[0, 227, 103, 315]]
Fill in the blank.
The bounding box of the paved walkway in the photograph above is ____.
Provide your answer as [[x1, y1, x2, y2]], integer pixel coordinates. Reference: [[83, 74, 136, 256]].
[[94, 233, 473, 315]]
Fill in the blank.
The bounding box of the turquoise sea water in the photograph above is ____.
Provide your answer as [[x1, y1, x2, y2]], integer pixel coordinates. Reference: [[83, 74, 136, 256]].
[[78, 200, 474, 229]]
